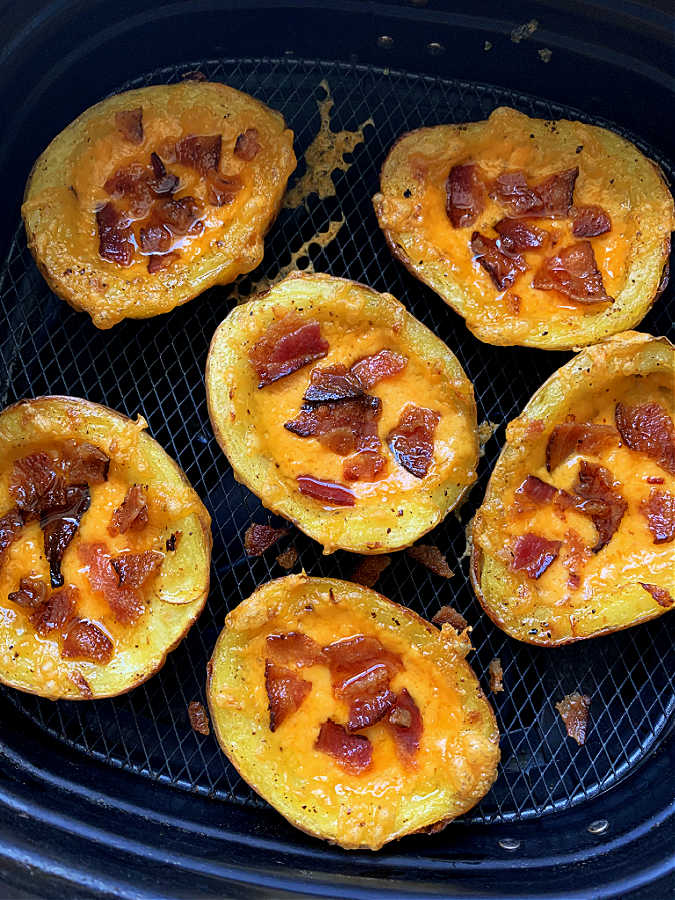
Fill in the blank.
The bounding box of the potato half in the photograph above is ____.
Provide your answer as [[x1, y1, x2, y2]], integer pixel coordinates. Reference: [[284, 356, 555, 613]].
[[472, 332, 674, 645], [207, 574, 499, 850], [374, 106, 674, 349], [205, 272, 478, 554], [0, 396, 212, 699], [22, 81, 295, 328]]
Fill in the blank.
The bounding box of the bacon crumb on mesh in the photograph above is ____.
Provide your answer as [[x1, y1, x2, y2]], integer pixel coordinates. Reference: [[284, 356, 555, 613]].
[[431, 604, 467, 632], [188, 700, 210, 735], [407, 544, 454, 578], [351, 555, 391, 587], [276, 546, 299, 570], [556, 692, 591, 745], [244, 522, 290, 556], [488, 658, 504, 693]]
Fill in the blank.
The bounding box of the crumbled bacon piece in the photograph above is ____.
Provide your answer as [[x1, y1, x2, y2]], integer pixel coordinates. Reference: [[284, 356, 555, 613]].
[[206, 172, 242, 207], [111, 550, 164, 588], [511, 533, 562, 578], [343, 450, 386, 482], [115, 107, 143, 144], [494, 218, 547, 252], [315, 720, 373, 773], [62, 619, 114, 664], [147, 252, 179, 274], [351, 555, 391, 587], [471, 231, 527, 290], [640, 489, 675, 544], [431, 604, 467, 631], [515, 474, 557, 505], [532, 241, 612, 303], [265, 662, 311, 731], [139, 223, 172, 254], [492, 167, 578, 218], [535, 168, 579, 217], [388, 405, 440, 478], [388, 689, 422, 764], [78, 542, 144, 624], [188, 700, 210, 735], [249, 315, 329, 388], [296, 476, 355, 506], [109, 485, 149, 535], [149, 152, 179, 195], [556, 692, 591, 745], [10, 451, 65, 519], [615, 402, 675, 476], [96, 202, 134, 266], [546, 422, 617, 472], [407, 544, 454, 578], [647, 476, 665, 485], [562, 529, 592, 591], [445, 164, 485, 228], [350, 349, 407, 389], [276, 546, 298, 570], [572, 205, 611, 237], [286, 396, 381, 455], [154, 196, 203, 236], [266, 632, 324, 667], [244, 523, 290, 556], [42, 483, 91, 588], [8, 576, 48, 609], [62, 440, 109, 484], [0, 509, 24, 566], [175, 134, 222, 174], [488, 658, 504, 693], [234, 128, 261, 161], [303, 365, 364, 404], [30, 586, 77, 637], [639, 582, 673, 608], [104, 166, 155, 217], [573, 460, 627, 552]]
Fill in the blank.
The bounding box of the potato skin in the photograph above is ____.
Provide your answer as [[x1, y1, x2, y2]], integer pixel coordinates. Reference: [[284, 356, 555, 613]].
[[374, 106, 674, 349], [205, 272, 479, 554], [0, 396, 212, 699], [471, 332, 675, 645], [22, 81, 295, 328], [207, 574, 500, 850]]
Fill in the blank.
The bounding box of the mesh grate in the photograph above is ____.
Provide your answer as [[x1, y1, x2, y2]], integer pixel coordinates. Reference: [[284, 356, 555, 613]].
[[0, 57, 673, 827]]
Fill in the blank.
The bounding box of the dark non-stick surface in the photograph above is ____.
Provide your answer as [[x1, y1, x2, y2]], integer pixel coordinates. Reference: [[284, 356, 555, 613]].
[[0, 56, 672, 830]]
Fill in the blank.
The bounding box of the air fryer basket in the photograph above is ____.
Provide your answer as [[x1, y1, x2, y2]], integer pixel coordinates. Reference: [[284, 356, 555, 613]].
[[0, 3, 672, 899]]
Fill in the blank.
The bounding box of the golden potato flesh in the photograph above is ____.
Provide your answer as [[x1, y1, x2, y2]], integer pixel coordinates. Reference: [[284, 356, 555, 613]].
[[207, 574, 499, 850], [472, 332, 674, 645]]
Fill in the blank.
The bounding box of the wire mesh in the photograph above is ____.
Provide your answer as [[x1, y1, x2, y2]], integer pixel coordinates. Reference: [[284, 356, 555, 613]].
[[0, 57, 673, 826]]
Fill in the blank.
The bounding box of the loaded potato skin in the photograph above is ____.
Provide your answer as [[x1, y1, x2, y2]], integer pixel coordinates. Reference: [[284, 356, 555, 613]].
[[374, 106, 674, 349], [22, 81, 295, 328], [471, 332, 674, 645], [207, 574, 499, 850]]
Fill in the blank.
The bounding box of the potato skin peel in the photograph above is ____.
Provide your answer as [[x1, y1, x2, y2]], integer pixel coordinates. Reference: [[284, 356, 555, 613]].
[[207, 574, 500, 850], [22, 81, 295, 328], [0, 396, 212, 699], [471, 332, 675, 645]]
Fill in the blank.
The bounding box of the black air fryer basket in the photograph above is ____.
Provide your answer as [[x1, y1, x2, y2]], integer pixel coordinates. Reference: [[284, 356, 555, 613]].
[[0, 2, 672, 898]]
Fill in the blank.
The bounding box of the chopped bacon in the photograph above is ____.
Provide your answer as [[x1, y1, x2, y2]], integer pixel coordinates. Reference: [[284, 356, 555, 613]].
[[96, 202, 134, 266], [573, 460, 627, 552], [276, 546, 298, 569], [154, 196, 203, 235], [388, 689, 422, 764], [111, 550, 164, 588], [10, 451, 65, 520], [546, 422, 617, 472], [243, 523, 290, 556], [343, 450, 386, 482], [187, 700, 210, 735], [511, 533, 562, 578], [322, 635, 402, 681], [78, 542, 144, 624], [445, 164, 485, 228], [139, 223, 172, 254], [388, 405, 440, 478], [431, 604, 467, 631], [234, 128, 261, 161], [562, 529, 592, 591], [266, 631, 324, 667], [265, 662, 311, 731], [315, 720, 373, 773], [62, 619, 114, 664], [30, 585, 77, 636], [115, 107, 143, 144], [249, 315, 329, 388], [350, 349, 407, 389], [488, 658, 504, 693], [471, 231, 527, 290], [647, 476, 665, 485], [407, 544, 454, 578], [347, 685, 396, 732], [8, 576, 48, 609], [147, 252, 179, 274], [352, 555, 391, 587], [109, 485, 149, 535], [296, 476, 355, 506], [175, 134, 222, 174], [303, 365, 364, 403], [640, 489, 675, 544], [492, 168, 578, 218], [149, 152, 179, 195], [535, 168, 579, 217], [0, 509, 24, 566], [639, 582, 673, 608], [615, 402, 675, 476], [494, 218, 547, 252], [490, 171, 539, 218], [532, 241, 612, 304], [42, 483, 90, 588], [103, 166, 155, 217], [206, 172, 242, 207], [286, 396, 381, 456], [516, 474, 557, 505], [556, 692, 591, 745], [62, 440, 109, 484], [572, 205, 611, 237]]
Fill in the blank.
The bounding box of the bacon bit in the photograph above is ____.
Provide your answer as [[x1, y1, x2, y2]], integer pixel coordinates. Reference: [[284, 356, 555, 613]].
[[647, 476, 665, 485], [494, 218, 547, 252], [343, 450, 386, 482], [471, 230, 527, 290], [265, 662, 311, 731], [30, 586, 77, 636], [112, 550, 164, 588], [388, 689, 422, 764], [347, 686, 396, 732], [149, 152, 179, 195], [234, 128, 261, 161], [188, 700, 210, 735], [244, 523, 290, 556], [350, 349, 408, 389], [8, 576, 48, 609], [492, 168, 578, 218], [573, 460, 627, 552], [78, 542, 144, 624], [0, 509, 24, 566], [572, 205, 611, 237], [104, 165, 155, 217], [175, 134, 222, 174], [445, 164, 485, 228], [303, 364, 364, 403], [249, 315, 329, 388], [315, 719, 373, 773], [96, 202, 134, 266], [109, 485, 149, 535], [154, 196, 203, 235], [516, 474, 558, 505], [62, 440, 109, 484], [488, 658, 504, 693], [296, 476, 355, 506], [532, 241, 612, 304], [556, 692, 591, 745], [165, 531, 181, 552], [511, 533, 562, 578], [10, 452, 65, 520], [147, 251, 179, 274], [206, 172, 242, 207], [640, 489, 675, 544], [431, 604, 467, 631], [639, 582, 673, 608], [115, 107, 143, 144], [615, 402, 675, 475], [388, 405, 440, 479], [562, 529, 592, 591], [351, 555, 391, 587], [286, 395, 381, 454], [62, 619, 114, 664], [139, 223, 172, 254], [546, 422, 617, 472], [535, 168, 579, 217], [41, 483, 91, 588], [407, 544, 454, 578], [266, 632, 324, 667]]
